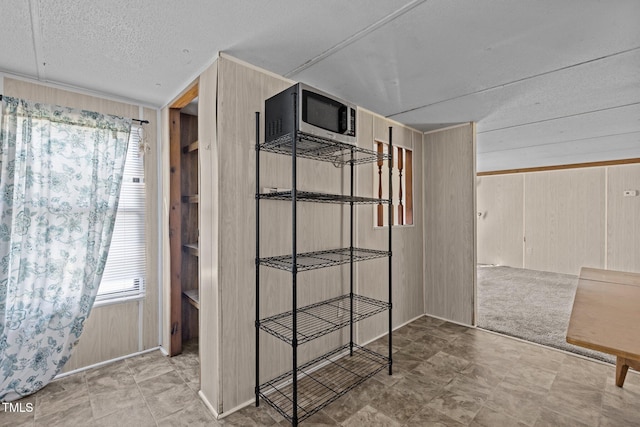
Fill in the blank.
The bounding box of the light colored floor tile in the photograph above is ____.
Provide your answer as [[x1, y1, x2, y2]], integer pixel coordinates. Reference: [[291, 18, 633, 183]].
[[33, 400, 93, 427], [92, 401, 156, 427], [406, 405, 465, 426], [543, 377, 603, 427], [472, 406, 528, 427], [144, 382, 198, 421], [341, 405, 400, 427], [34, 373, 89, 420], [427, 389, 484, 425], [126, 350, 175, 383], [89, 383, 146, 420]]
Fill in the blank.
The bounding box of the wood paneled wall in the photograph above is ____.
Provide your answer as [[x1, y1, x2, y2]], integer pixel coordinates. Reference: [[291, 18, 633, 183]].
[[423, 124, 476, 326], [477, 174, 524, 267], [356, 111, 424, 341], [198, 61, 221, 412], [478, 163, 640, 275], [524, 168, 605, 274], [2, 77, 160, 372], [607, 164, 640, 273]]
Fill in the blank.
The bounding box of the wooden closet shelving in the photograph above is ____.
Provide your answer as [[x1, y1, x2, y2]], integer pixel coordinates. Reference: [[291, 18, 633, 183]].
[[169, 109, 199, 355]]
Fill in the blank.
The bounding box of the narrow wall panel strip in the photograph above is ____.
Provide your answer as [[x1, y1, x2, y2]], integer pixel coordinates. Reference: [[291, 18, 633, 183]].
[[423, 124, 475, 325]]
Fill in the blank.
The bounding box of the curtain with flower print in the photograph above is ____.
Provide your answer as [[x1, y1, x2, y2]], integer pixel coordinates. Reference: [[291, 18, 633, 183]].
[[0, 96, 131, 401]]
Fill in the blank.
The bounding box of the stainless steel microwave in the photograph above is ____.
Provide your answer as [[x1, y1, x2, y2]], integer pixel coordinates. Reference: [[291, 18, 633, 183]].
[[265, 83, 357, 145]]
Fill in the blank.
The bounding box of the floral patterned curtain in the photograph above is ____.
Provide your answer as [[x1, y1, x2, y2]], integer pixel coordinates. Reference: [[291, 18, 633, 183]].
[[0, 96, 131, 401]]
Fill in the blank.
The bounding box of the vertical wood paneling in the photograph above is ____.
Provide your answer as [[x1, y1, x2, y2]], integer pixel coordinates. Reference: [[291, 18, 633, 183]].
[[198, 60, 220, 411], [62, 302, 139, 372], [356, 110, 424, 344], [476, 174, 524, 267], [423, 124, 475, 325], [4, 78, 160, 371], [161, 107, 172, 352], [217, 57, 297, 411], [607, 164, 640, 273], [524, 168, 605, 275], [142, 106, 160, 350]]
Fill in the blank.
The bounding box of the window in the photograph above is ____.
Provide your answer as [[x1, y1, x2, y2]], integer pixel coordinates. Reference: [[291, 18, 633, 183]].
[[374, 142, 413, 227], [96, 127, 146, 303]]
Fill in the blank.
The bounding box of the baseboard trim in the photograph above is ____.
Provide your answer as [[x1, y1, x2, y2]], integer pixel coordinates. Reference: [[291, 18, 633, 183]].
[[198, 390, 220, 419], [55, 347, 161, 380], [423, 312, 473, 328]]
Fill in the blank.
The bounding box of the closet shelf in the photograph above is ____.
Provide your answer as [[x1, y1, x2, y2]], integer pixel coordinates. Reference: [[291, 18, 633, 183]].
[[183, 140, 199, 153], [183, 289, 199, 309], [259, 247, 389, 272], [183, 243, 199, 257], [259, 294, 389, 345], [182, 194, 199, 203], [258, 344, 389, 424], [259, 132, 392, 165], [258, 191, 390, 205]]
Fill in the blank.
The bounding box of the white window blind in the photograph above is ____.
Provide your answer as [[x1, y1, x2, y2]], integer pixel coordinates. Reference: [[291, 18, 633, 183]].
[[97, 127, 146, 302]]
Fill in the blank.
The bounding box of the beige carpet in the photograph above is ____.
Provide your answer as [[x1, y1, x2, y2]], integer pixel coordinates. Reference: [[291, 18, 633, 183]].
[[477, 265, 615, 364]]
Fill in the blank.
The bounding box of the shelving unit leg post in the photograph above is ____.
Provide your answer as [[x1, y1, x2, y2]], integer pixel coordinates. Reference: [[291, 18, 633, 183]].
[[350, 149, 355, 357], [255, 112, 261, 407], [388, 126, 393, 376], [291, 92, 299, 427]]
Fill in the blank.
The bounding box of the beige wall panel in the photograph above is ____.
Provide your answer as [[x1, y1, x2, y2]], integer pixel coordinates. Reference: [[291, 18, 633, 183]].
[[63, 302, 139, 372], [3, 78, 138, 118], [477, 174, 524, 267], [217, 58, 298, 411], [423, 124, 475, 325], [4, 78, 161, 371], [356, 110, 424, 343], [160, 106, 172, 352], [524, 168, 605, 275], [373, 115, 390, 143], [198, 61, 220, 410], [142, 106, 160, 350], [607, 164, 640, 273]]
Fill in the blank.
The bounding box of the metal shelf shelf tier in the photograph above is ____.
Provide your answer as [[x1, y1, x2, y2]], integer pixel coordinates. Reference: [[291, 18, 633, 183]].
[[258, 344, 389, 424], [259, 132, 392, 165], [259, 294, 389, 345], [258, 190, 390, 205], [259, 247, 390, 272]]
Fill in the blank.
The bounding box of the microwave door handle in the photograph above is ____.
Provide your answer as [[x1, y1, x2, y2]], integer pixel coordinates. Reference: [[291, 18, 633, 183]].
[[339, 106, 348, 134]]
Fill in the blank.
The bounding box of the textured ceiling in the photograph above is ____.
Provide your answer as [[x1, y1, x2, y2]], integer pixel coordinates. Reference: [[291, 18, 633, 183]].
[[1, 0, 638, 171]]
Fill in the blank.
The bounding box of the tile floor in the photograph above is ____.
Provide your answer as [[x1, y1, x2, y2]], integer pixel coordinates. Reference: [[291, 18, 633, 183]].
[[1, 316, 639, 426]]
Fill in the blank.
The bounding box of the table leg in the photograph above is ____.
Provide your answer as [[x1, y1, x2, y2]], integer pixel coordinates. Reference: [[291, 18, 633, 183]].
[[616, 356, 640, 387], [616, 357, 629, 387]]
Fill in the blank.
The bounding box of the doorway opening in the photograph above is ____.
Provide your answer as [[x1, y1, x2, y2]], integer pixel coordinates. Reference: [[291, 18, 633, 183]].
[[169, 83, 200, 366]]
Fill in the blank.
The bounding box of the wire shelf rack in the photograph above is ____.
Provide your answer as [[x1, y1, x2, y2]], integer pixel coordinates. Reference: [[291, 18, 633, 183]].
[[259, 132, 392, 165], [259, 294, 389, 345], [258, 190, 391, 205], [258, 344, 389, 424], [259, 247, 390, 272]]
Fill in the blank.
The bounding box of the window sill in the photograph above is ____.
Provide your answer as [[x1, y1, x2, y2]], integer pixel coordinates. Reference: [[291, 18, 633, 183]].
[[93, 293, 146, 308]]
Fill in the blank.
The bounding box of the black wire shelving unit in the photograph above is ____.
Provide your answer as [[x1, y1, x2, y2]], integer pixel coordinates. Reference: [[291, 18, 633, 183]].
[[255, 103, 393, 426]]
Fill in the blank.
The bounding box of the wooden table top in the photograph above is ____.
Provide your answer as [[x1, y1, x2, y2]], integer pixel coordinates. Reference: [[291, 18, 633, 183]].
[[566, 267, 640, 361]]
